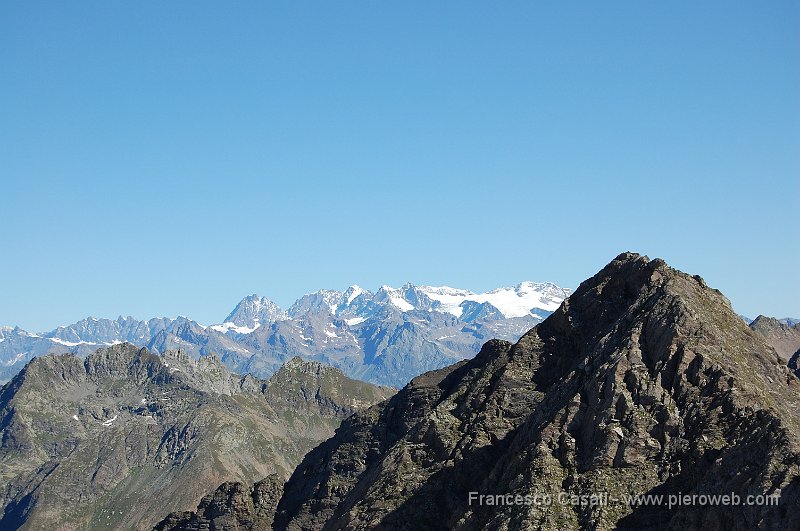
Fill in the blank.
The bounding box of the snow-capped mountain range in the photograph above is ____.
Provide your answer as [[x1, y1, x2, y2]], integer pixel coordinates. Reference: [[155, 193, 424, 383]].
[[217, 282, 568, 332], [1, 282, 571, 386]]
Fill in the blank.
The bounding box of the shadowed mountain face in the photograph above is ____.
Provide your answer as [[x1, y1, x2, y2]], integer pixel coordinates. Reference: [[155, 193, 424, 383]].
[[159, 253, 800, 530], [0, 344, 393, 530]]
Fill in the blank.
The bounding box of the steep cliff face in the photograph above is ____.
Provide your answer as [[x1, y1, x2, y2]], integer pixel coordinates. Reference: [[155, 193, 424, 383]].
[[0, 344, 393, 530], [258, 253, 799, 530]]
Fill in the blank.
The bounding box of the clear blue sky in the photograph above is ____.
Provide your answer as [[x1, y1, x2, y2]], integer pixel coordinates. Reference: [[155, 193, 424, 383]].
[[1, 1, 798, 331]]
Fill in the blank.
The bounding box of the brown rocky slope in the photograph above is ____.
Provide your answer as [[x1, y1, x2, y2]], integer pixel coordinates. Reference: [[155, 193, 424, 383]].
[[749, 315, 800, 364]]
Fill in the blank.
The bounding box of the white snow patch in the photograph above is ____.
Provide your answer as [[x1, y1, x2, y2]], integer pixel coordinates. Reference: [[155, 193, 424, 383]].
[[390, 296, 414, 312], [418, 282, 568, 318], [102, 415, 118, 427], [72, 414, 79, 421], [210, 322, 261, 334], [417, 286, 471, 317], [50, 338, 93, 347], [346, 286, 364, 304], [345, 317, 366, 326], [4, 352, 27, 366], [371, 282, 568, 318]]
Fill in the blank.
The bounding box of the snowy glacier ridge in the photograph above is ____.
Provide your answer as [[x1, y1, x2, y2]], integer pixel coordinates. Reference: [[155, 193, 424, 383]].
[[1, 281, 571, 387]]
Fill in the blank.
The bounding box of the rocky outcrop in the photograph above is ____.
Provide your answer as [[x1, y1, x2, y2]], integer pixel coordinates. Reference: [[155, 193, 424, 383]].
[[153, 474, 283, 531], [261, 253, 800, 530], [0, 344, 393, 530], [750, 315, 800, 362]]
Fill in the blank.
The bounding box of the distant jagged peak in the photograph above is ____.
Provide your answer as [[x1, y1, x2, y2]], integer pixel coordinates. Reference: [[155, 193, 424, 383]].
[[0, 325, 22, 339], [458, 300, 504, 323], [214, 294, 287, 334], [342, 284, 367, 303], [40, 315, 183, 345], [751, 314, 798, 331], [0, 326, 46, 347], [749, 314, 800, 362], [287, 289, 348, 318]]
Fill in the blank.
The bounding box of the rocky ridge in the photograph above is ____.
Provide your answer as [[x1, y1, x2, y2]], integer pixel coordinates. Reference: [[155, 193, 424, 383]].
[[159, 253, 800, 530], [749, 315, 800, 363]]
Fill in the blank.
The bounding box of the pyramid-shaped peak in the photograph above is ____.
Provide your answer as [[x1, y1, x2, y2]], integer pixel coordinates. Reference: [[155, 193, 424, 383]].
[[223, 294, 286, 328], [270, 252, 800, 531]]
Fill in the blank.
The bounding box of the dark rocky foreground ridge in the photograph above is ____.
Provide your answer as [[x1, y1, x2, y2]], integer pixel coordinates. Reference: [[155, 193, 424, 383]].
[[0, 345, 393, 530], [158, 253, 800, 530]]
